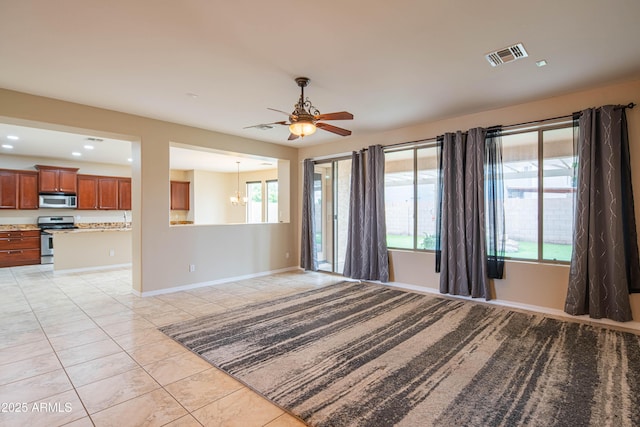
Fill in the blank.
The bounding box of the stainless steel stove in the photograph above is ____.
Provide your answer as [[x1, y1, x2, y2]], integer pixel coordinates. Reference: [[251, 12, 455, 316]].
[[37, 216, 77, 264]]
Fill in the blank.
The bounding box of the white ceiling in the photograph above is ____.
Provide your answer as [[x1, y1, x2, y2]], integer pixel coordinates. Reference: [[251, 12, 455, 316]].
[[1, 0, 640, 155]]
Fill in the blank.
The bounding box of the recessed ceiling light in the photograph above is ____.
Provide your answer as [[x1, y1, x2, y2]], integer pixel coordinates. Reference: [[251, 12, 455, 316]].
[[72, 152, 82, 157], [127, 158, 133, 162], [84, 144, 94, 150], [2, 144, 13, 149], [536, 59, 548, 67], [6, 135, 19, 140]]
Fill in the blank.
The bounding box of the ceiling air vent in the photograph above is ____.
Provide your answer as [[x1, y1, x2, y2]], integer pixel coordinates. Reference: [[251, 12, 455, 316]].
[[485, 43, 528, 67]]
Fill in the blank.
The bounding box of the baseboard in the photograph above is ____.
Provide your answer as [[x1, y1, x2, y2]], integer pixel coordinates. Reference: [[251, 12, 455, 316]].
[[385, 281, 640, 333], [133, 266, 301, 297], [53, 263, 133, 274]]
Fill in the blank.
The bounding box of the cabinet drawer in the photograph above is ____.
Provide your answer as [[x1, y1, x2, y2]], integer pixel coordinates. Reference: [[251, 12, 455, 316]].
[[0, 230, 40, 239], [0, 237, 40, 250], [0, 248, 41, 267]]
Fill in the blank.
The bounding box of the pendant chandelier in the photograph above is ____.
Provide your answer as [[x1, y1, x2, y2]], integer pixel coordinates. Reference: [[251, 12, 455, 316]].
[[230, 161, 248, 206]]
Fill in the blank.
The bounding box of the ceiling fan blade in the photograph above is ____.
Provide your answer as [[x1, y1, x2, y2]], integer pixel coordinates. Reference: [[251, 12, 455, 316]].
[[288, 133, 299, 141], [268, 108, 292, 116], [243, 121, 288, 129], [316, 122, 352, 137], [315, 111, 354, 121]]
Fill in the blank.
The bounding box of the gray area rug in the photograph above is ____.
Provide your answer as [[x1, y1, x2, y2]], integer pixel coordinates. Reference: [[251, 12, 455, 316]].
[[160, 281, 640, 427]]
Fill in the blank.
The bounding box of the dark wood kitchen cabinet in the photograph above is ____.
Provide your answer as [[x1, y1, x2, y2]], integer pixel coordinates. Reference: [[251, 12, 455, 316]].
[[36, 165, 78, 193], [118, 178, 132, 210], [77, 175, 99, 209], [0, 230, 41, 267], [77, 174, 131, 210], [170, 181, 190, 210], [0, 170, 18, 209], [98, 177, 118, 210], [18, 172, 39, 209], [0, 169, 38, 209]]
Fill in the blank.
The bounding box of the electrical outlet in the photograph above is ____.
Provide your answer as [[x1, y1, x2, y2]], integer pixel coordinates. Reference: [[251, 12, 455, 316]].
[[189, 264, 196, 272], [285, 252, 290, 259], [109, 249, 115, 257]]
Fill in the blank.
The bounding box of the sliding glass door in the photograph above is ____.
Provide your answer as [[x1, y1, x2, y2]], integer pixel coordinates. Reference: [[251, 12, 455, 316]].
[[313, 158, 351, 274]]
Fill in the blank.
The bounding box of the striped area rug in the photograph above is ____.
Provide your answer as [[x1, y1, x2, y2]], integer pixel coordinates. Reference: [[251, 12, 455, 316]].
[[160, 281, 640, 427]]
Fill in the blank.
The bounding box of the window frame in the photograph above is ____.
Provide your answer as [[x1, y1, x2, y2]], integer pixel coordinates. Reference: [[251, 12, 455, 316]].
[[384, 141, 438, 252], [489, 121, 576, 264]]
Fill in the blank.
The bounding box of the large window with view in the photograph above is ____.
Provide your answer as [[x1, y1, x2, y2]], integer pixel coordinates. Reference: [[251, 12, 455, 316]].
[[384, 144, 438, 250], [502, 125, 575, 262], [382, 125, 575, 262]]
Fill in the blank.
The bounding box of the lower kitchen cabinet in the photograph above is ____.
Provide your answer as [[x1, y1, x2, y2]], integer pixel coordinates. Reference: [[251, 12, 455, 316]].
[[0, 230, 41, 267]]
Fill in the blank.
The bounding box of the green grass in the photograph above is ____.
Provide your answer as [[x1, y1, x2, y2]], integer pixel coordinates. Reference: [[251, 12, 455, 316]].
[[386, 234, 572, 262]]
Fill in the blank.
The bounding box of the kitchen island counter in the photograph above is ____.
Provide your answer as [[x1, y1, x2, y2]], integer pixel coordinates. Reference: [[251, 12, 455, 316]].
[[47, 226, 131, 271]]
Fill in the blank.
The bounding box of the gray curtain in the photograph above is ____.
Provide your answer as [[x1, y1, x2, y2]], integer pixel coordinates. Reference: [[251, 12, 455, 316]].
[[343, 145, 389, 282], [300, 158, 317, 271], [439, 128, 490, 299], [565, 105, 640, 322]]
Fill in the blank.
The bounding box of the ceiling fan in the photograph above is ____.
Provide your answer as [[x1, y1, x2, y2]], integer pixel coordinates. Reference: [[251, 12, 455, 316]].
[[244, 77, 353, 141]]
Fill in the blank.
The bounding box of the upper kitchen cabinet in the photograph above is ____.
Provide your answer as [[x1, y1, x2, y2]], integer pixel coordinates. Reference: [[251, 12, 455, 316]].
[[17, 172, 38, 209], [170, 181, 190, 210], [77, 175, 98, 209], [0, 169, 38, 209], [98, 177, 118, 210], [0, 170, 18, 209], [78, 174, 130, 210], [118, 178, 132, 210], [36, 165, 78, 193]]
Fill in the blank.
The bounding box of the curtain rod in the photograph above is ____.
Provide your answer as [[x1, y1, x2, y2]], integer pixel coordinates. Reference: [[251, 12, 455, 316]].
[[311, 102, 636, 160], [384, 102, 636, 149], [491, 102, 636, 132]]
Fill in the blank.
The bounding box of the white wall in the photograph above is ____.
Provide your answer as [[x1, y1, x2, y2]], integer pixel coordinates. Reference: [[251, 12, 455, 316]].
[[298, 77, 640, 320]]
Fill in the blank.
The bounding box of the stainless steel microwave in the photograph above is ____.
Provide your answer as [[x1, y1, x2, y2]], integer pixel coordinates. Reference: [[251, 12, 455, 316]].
[[39, 194, 77, 209]]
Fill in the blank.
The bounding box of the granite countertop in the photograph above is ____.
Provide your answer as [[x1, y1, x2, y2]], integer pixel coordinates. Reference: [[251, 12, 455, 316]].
[[0, 224, 40, 231], [45, 222, 132, 234], [44, 227, 132, 234]]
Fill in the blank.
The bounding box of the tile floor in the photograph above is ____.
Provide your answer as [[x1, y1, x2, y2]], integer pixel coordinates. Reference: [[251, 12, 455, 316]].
[[0, 264, 342, 427]]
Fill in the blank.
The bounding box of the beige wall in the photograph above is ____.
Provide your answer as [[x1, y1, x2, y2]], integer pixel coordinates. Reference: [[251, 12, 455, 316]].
[[53, 230, 132, 271], [0, 88, 298, 293], [298, 77, 640, 319]]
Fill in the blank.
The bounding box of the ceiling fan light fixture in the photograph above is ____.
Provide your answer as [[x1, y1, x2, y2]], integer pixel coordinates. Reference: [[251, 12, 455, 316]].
[[289, 121, 316, 137]]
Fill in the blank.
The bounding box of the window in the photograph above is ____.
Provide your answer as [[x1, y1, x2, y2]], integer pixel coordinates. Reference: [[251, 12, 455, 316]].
[[385, 150, 414, 249], [502, 125, 575, 262], [382, 123, 575, 263], [246, 181, 262, 223], [266, 180, 278, 223], [384, 144, 438, 250], [417, 147, 438, 250]]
